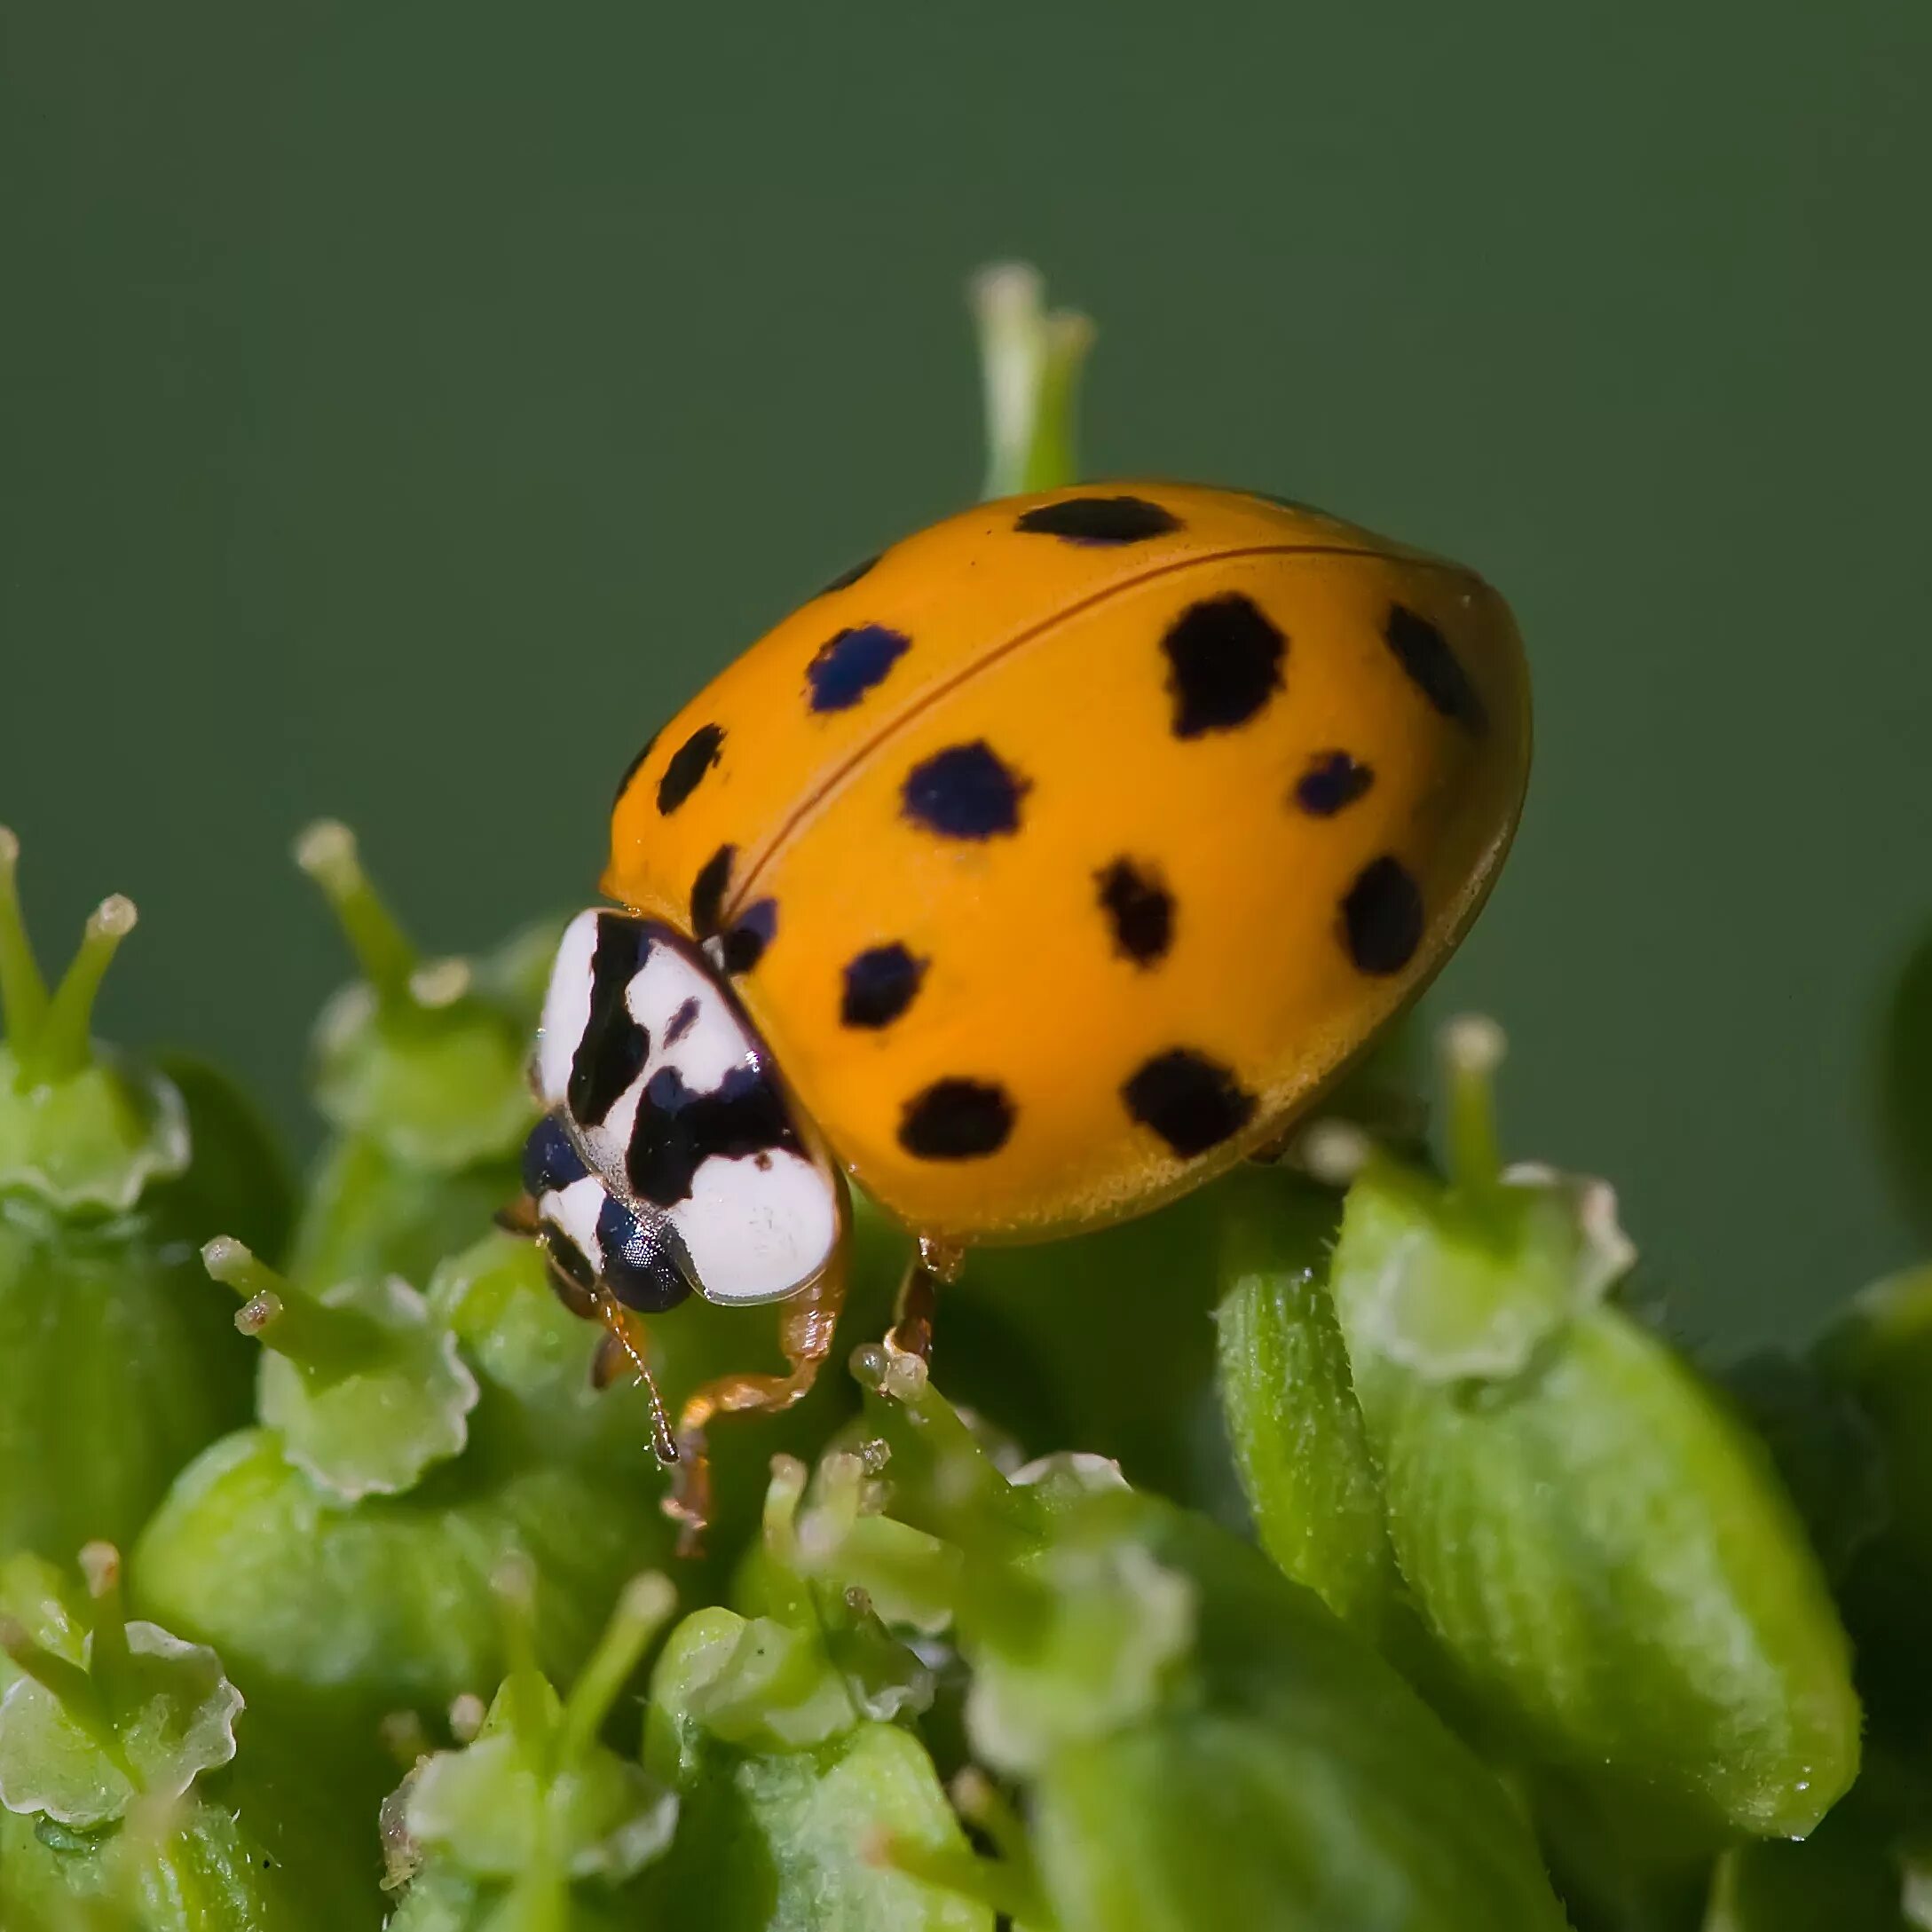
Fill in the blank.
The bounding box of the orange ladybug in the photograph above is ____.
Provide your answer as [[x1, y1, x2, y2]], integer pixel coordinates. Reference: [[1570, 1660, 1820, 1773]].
[[521, 481, 1529, 1534]]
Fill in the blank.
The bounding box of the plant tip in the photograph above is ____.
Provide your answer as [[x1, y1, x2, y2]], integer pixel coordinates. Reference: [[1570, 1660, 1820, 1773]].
[[408, 958, 471, 1009], [1442, 1012, 1508, 1079], [1299, 1117, 1374, 1187], [0, 825, 18, 870], [89, 895, 138, 941], [76, 1542, 121, 1598], [618, 1571, 676, 1627], [448, 1691, 487, 1743], [293, 818, 357, 880]]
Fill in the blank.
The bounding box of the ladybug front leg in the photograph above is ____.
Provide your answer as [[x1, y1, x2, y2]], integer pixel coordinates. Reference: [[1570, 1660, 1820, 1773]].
[[663, 1245, 849, 1557]]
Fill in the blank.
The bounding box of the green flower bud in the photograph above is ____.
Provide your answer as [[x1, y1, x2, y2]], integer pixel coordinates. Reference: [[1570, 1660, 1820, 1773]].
[[796, 1360, 1569, 1931], [384, 1564, 678, 1932], [287, 822, 551, 1291], [205, 1236, 477, 1500], [0, 1546, 322, 1932], [1327, 1015, 1860, 1839], [1211, 1163, 1394, 1636], [637, 1455, 987, 1932], [0, 834, 261, 1563]]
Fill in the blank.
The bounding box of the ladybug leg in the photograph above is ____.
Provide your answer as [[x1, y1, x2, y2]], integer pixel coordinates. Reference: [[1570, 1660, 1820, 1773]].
[[662, 1246, 850, 1558], [887, 1235, 966, 1361]]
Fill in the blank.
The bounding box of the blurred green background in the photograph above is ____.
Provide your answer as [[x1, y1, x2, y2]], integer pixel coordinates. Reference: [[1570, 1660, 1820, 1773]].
[[4, 3, 1928, 1348]]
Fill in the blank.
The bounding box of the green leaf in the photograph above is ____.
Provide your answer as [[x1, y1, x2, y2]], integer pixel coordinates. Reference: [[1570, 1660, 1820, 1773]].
[[1211, 1165, 1394, 1635]]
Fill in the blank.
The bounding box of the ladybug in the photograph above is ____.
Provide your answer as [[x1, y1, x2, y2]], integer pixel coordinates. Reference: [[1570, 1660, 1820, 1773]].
[[520, 482, 1529, 1534]]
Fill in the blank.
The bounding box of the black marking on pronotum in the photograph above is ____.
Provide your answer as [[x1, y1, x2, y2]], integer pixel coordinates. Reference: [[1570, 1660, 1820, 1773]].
[[816, 551, 882, 596], [567, 916, 651, 1127], [1294, 750, 1375, 816], [663, 997, 701, 1047], [613, 729, 659, 808], [1094, 857, 1174, 967], [1122, 1047, 1257, 1158], [722, 898, 777, 975], [901, 741, 1029, 840], [1013, 495, 1182, 544], [840, 942, 927, 1029], [522, 1113, 587, 1198], [625, 1062, 802, 1208], [1161, 593, 1286, 738], [657, 722, 726, 815], [595, 1192, 691, 1313], [898, 1077, 1015, 1159], [1383, 603, 1487, 734], [806, 624, 911, 713], [1341, 856, 1424, 975], [690, 843, 736, 939]]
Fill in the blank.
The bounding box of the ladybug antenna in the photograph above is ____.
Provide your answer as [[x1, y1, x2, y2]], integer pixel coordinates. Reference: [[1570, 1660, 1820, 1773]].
[[294, 819, 418, 1005]]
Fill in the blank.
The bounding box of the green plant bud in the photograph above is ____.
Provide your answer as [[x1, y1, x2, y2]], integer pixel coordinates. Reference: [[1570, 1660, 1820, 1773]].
[[0, 1544, 240, 1830], [382, 1567, 676, 1932], [1327, 1015, 1860, 1839], [1210, 1163, 1394, 1636], [0, 837, 263, 1563], [636, 1456, 985, 1931], [287, 823, 554, 1292], [130, 1422, 673, 1752], [204, 1236, 477, 1500], [818, 1362, 1569, 1930]]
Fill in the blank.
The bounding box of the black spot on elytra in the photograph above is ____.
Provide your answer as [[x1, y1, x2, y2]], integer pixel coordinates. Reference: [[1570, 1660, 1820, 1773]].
[[567, 917, 651, 1126], [806, 624, 911, 713], [595, 1192, 691, 1313], [657, 723, 726, 815], [626, 1063, 801, 1208], [1094, 857, 1173, 967], [1341, 856, 1424, 974], [1122, 1048, 1258, 1158], [1295, 750, 1375, 816], [902, 741, 1029, 840], [898, 1078, 1015, 1160], [522, 1114, 587, 1198], [1383, 603, 1487, 734], [613, 729, 659, 808], [840, 943, 927, 1029], [816, 552, 882, 596], [1014, 495, 1181, 544], [722, 898, 777, 975], [690, 844, 736, 939], [1162, 594, 1286, 738], [663, 997, 700, 1047]]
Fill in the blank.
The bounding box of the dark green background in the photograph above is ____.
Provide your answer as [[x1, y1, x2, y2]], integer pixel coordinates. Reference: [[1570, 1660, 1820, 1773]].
[[4, 4, 1928, 1345]]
